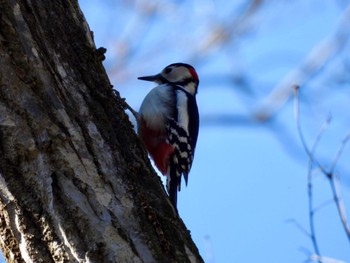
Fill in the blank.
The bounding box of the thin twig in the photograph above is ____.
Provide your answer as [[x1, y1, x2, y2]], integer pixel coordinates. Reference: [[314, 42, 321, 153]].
[[294, 86, 350, 261], [258, 3, 350, 120], [329, 132, 350, 173], [328, 132, 350, 241], [294, 85, 322, 261], [313, 199, 335, 214], [293, 85, 331, 171], [310, 254, 346, 263], [329, 175, 350, 241], [113, 90, 140, 122]]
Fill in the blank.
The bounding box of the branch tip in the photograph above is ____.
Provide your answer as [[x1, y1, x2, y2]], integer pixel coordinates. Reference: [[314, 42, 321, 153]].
[[293, 84, 300, 92]]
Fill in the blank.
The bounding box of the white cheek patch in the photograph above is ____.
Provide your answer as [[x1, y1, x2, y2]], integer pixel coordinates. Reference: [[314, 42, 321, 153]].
[[167, 67, 192, 83]]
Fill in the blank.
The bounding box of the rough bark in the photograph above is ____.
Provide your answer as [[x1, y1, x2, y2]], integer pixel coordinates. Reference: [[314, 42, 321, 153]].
[[0, 1, 203, 262]]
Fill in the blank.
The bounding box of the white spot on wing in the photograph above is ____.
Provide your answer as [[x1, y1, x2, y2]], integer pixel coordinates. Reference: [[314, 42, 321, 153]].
[[176, 90, 189, 133]]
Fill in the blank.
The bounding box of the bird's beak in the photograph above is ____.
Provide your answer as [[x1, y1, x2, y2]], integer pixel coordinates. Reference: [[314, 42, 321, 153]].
[[138, 73, 162, 82]]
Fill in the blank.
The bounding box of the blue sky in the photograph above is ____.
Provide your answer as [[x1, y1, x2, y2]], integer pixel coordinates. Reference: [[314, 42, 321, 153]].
[[2, 1, 350, 262]]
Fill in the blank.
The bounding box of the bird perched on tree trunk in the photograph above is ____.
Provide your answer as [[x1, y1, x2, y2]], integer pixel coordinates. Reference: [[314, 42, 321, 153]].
[[138, 63, 200, 211]]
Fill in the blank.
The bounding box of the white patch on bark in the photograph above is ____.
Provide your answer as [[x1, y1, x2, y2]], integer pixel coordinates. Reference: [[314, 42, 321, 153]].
[[0, 175, 15, 203], [56, 64, 67, 79], [31, 47, 39, 58], [12, 3, 38, 61], [185, 245, 197, 263], [57, 223, 83, 262], [12, 3, 21, 17], [15, 214, 32, 263], [36, 153, 54, 212], [82, 19, 95, 48]]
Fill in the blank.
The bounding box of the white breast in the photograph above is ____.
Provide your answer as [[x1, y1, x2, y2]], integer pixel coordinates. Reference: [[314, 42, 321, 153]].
[[139, 84, 173, 131]]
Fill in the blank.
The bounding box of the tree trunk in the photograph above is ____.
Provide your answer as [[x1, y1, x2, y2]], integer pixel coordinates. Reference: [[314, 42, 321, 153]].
[[0, 1, 203, 262]]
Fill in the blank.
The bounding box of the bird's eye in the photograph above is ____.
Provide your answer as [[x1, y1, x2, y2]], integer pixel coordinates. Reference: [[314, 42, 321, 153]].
[[164, 67, 172, 74]]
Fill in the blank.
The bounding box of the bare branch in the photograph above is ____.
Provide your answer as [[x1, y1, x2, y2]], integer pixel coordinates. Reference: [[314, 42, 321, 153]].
[[328, 132, 350, 240], [329, 175, 350, 240], [258, 4, 350, 119], [193, 0, 264, 56], [329, 132, 350, 173], [310, 254, 346, 263], [293, 85, 330, 170], [294, 84, 324, 260], [293, 86, 350, 262]]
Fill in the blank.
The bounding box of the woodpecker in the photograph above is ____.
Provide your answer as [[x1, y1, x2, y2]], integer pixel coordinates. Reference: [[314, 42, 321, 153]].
[[138, 63, 199, 210]]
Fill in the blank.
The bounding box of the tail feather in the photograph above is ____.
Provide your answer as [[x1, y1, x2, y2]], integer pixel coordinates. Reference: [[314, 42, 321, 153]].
[[183, 171, 189, 186], [169, 177, 178, 210], [168, 158, 181, 213]]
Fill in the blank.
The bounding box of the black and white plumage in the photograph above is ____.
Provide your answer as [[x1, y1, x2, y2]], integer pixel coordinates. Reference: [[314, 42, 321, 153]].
[[138, 63, 199, 210]]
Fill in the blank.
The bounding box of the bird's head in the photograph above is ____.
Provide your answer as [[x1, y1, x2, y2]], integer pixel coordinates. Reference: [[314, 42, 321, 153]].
[[138, 63, 199, 95]]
